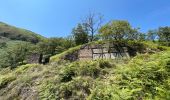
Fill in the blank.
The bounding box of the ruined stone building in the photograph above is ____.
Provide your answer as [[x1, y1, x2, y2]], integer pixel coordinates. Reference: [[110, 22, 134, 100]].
[[27, 53, 50, 64], [78, 43, 130, 60], [27, 53, 41, 64]]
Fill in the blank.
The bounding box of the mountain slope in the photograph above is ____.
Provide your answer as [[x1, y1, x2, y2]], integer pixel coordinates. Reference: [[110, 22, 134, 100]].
[[0, 42, 170, 100], [0, 22, 47, 68], [0, 22, 46, 43]]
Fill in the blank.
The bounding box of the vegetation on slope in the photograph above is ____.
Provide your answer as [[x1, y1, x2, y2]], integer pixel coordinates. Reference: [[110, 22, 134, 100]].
[[0, 22, 47, 68], [0, 40, 37, 68], [0, 18, 170, 100], [0, 44, 170, 99], [0, 22, 46, 43], [50, 45, 82, 62], [50, 40, 166, 64], [0, 22, 76, 68], [89, 51, 170, 100]]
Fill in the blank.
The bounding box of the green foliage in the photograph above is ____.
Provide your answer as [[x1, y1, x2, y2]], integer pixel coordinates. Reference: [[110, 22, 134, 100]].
[[38, 60, 115, 99], [0, 73, 16, 89], [158, 27, 170, 44], [0, 36, 75, 69], [60, 65, 76, 82], [88, 84, 132, 100], [0, 41, 7, 48], [59, 61, 100, 81], [99, 20, 136, 40], [0, 38, 170, 100], [158, 27, 170, 46], [50, 45, 81, 62], [72, 23, 89, 45], [127, 40, 147, 54], [0, 41, 34, 68], [39, 80, 58, 100], [88, 51, 170, 100], [63, 36, 76, 49], [147, 30, 158, 41], [0, 64, 38, 90], [98, 59, 113, 68], [0, 22, 46, 44], [37, 37, 75, 56], [0, 22, 47, 69]]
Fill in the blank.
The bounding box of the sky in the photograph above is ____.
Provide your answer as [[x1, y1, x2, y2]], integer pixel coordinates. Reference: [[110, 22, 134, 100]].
[[0, 0, 170, 37]]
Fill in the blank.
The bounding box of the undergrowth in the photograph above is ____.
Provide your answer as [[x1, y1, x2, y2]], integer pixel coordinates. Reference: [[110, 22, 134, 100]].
[[0, 42, 170, 99]]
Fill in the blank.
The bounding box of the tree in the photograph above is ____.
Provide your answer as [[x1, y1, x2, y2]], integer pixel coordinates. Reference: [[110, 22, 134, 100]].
[[0, 49, 9, 68], [37, 38, 61, 55], [5, 42, 30, 68], [99, 20, 133, 40], [126, 28, 141, 40], [138, 33, 147, 41], [82, 12, 103, 41], [158, 27, 170, 43], [63, 36, 76, 49], [37, 40, 50, 55], [72, 24, 89, 45], [37, 37, 76, 56], [147, 30, 158, 41]]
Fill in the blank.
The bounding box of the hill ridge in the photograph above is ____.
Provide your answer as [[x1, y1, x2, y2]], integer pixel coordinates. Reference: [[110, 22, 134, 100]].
[[0, 21, 46, 43]]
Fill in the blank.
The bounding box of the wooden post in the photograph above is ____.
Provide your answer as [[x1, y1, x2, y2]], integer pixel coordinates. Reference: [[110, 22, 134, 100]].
[[102, 45, 104, 59], [91, 46, 94, 60]]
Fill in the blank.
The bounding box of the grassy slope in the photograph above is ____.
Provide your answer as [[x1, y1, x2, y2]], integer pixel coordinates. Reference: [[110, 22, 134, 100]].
[[0, 22, 47, 68], [0, 42, 170, 99], [0, 22, 46, 43], [50, 40, 166, 63], [50, 45, 82, 62]]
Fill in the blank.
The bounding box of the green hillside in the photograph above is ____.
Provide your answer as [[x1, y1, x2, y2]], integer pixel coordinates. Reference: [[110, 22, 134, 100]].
[[0, 19, 170, 100], [0, 22, 46, 43], [0, 22, 49, 68], [0, 41, 170, 99]]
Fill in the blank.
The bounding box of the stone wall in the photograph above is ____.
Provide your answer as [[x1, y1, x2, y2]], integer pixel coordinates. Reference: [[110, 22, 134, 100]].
[[78, 44, 130, 60], [27, 53, 50, 64], [27, 53, 40, 64], [63, 51, 79, 61], [78, 48, 92, 60]]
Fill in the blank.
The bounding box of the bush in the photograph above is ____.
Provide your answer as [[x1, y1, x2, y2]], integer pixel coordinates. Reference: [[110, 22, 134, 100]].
[[88, 84, 132, 100], [59, 60, 114, 80], [60, 65, 76, 82], [1, 44, 170, 99], [98, 60, 113, 69], [58, 77, 93, 99], [0, 74, 16, 89]]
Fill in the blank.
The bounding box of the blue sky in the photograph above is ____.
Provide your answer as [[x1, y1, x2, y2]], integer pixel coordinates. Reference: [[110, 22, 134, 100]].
[[0, 0, 170, 37]]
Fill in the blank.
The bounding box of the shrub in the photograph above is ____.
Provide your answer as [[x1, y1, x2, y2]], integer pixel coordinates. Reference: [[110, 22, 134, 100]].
[[60, 65, 76, 82], [88, 84, 132, 100], [38, 80, 58, 100], [58, 76, 93, 99], [0, 74, 16, 89], [98, 60, 113, 69]]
